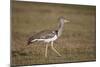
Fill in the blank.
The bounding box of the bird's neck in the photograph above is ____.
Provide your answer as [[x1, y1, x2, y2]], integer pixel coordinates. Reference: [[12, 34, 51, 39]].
[[57, 20, 64, 37]]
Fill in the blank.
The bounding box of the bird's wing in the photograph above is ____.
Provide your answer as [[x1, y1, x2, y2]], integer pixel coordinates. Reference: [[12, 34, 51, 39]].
[[27, 30, 56, 45], [29, 30, 55, 40], [35, 30, 56, 39]]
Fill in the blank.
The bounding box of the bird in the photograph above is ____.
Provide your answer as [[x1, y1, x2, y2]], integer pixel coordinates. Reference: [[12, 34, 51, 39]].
[[27, 16, 70, 58]]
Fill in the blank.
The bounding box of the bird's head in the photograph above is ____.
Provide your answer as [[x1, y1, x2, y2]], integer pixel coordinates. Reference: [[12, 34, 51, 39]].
[[59, 16, 70, 23]]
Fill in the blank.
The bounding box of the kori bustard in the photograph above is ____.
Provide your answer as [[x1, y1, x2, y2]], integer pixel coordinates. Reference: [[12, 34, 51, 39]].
[[27, 17, 70, 57]]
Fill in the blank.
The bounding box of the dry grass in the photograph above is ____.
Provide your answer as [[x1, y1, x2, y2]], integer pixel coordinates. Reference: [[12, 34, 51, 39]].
[[11, 1, 96, 66]]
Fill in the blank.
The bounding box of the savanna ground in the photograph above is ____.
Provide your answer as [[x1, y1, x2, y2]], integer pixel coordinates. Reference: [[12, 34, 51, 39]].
[[11, 1, 96, 66]]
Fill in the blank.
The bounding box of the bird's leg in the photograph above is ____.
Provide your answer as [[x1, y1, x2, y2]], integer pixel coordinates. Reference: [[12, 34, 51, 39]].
[[45, 44, 48, 58], [51, 41, 61, 56]]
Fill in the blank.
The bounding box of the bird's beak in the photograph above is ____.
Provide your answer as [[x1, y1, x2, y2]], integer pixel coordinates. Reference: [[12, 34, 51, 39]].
[[64, 19, 70, 23]]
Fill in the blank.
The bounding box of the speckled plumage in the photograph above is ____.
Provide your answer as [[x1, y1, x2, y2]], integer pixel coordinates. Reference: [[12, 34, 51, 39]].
[[27, 30, 58, 44]]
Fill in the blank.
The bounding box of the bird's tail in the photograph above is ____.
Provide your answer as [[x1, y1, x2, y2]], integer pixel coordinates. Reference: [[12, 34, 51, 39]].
[[27, 41, 31, 45], [27, 36, 35, 45], [27, 37, 32, 45]]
